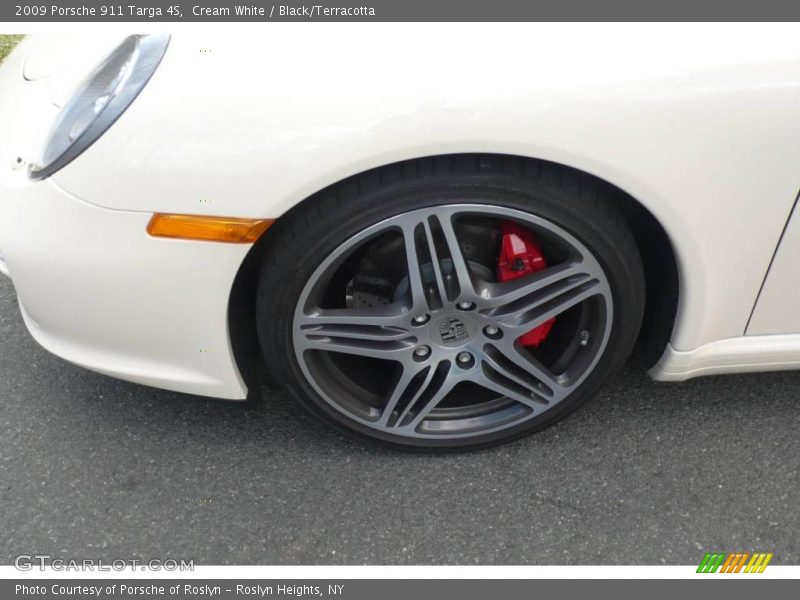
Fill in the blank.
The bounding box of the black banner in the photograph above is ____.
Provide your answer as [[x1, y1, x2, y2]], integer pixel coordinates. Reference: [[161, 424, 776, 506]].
[[5, 579, 800, 599], [4, 0, 800, 22]]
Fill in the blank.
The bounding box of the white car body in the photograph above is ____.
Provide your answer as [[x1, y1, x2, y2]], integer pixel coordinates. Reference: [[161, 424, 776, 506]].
[[1, 24, 800, 400]]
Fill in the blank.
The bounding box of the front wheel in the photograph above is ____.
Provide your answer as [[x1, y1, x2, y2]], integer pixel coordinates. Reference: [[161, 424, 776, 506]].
[[257, 158, 645, 450]]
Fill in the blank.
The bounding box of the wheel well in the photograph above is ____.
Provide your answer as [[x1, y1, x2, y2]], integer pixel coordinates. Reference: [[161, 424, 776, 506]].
[[230, 153, 679, 390]]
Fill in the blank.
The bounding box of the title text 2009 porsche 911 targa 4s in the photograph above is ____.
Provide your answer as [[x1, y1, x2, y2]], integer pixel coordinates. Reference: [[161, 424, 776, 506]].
[[2, 26, 800, 449]]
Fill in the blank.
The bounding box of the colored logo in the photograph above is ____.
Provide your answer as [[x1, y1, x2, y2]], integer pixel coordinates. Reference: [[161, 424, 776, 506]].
[[697, 552, 773, 573]]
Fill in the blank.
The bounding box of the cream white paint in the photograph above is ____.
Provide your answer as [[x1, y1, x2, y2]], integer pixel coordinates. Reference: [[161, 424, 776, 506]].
[[0, 40, 248, 398], [0, 175, 249, 398], [1, 25, 800, 398], [747, 198, 800, 336], [0, 177, 250, 399], [651, 335, 800, 382], [47, 28, 800, 353]]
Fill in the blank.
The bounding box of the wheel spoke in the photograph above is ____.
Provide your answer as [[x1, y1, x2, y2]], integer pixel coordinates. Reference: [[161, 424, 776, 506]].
[[298, 305, 410, 329], [297, 308, 416, 360], [485, 262, 585, 305], [480, 262, 605, 333], [404, 379, 455, 431], [377, 363, 437, 427], [435, 210, 476, 301], [476, 373, 547, 411], [400, 209, 477, 311], [421, 219, 451, 308], [509, 280, 603, 333], [392, 360, 455, 431], [401, 222, 436, 312], [480, 341, 568, 402], [298, 335, 416, 360]]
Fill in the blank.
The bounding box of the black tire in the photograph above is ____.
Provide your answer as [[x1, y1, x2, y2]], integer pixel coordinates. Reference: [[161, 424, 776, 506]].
[[257, 156, 645, 450]]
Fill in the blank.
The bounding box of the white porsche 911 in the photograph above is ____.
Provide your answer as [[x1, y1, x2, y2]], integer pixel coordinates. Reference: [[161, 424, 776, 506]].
[[1, 27, 799, 449]]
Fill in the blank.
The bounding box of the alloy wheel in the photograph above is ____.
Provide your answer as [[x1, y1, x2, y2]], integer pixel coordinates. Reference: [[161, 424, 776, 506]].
[[292, 203, 613, 441]]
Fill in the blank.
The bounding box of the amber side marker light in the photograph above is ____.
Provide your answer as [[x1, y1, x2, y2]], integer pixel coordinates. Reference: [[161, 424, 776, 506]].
[[147, 214, 274, 243]]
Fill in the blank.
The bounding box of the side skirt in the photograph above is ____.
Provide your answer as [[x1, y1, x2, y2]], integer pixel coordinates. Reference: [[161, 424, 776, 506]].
[[651, 334, 800, 381]]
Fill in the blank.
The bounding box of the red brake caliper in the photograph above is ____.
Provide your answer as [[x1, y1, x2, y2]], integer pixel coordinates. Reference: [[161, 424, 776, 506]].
[[497, 221, 555, 347]]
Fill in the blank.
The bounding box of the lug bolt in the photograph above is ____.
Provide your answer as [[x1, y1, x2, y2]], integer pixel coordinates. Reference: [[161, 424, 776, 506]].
[[414, 345, 431, 359], [412, 314, 430, 325], [456, 301, 475, 311], [484, 325, 501, 338], [456, 351, 474, 367]]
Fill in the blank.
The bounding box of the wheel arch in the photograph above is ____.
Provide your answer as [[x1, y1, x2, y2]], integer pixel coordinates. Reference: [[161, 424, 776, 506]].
[[229, 153, 680, 392]]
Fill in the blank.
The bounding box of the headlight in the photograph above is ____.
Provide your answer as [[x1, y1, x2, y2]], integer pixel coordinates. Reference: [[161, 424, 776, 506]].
[[30, 34, 169, 180]]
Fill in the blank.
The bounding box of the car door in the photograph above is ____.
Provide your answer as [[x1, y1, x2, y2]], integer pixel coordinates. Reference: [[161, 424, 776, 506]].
[[748, 195, 800, 335]]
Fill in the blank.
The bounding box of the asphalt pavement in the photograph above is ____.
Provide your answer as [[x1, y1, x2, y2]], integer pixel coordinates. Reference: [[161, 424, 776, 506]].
[[1, 275, 798, 565]]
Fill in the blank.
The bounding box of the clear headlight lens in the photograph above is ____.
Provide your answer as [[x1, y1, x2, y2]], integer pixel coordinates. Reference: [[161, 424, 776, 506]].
[[31, 34, 170, 179]]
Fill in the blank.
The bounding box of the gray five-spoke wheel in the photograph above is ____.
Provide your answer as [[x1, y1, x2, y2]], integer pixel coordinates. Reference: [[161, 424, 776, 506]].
[[292, 204, 613, 441]]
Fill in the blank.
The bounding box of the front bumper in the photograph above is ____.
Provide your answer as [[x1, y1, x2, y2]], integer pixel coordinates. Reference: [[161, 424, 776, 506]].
[[0, 178, 251, 400], [0, 249, 9, 277], [0, 39, 251, 400]]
